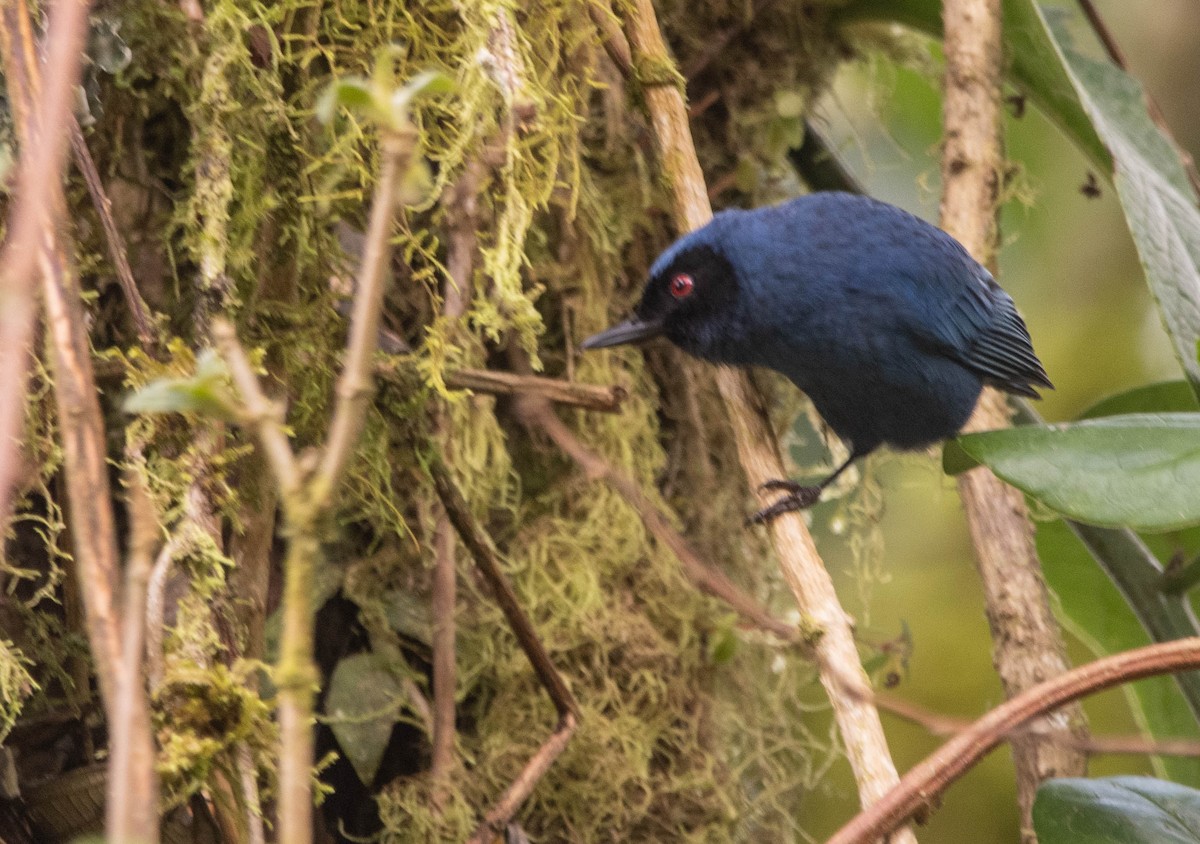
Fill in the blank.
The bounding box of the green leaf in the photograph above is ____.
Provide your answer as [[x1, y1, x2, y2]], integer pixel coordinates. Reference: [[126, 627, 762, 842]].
[[941, 437, 980, 475], [325, 653, 404, 786], [388, 69, 455, 127], [1035, 6, 1200, 396], [1038, 519, 1200, 783], [123, 352, 235, 419], [956, 413, 1200, 531], [832, 0, 1109, 169], [1081, 381, 1200, 420], [1033, 776, 1200, 844], [316, 77, 376, 125]]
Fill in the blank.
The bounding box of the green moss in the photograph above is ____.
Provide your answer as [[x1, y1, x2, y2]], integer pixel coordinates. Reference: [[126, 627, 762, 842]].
[[7, 0, 882, 837]]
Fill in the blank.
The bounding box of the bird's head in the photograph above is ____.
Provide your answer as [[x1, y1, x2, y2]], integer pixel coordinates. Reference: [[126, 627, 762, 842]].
[[581, 234, 742, 358]]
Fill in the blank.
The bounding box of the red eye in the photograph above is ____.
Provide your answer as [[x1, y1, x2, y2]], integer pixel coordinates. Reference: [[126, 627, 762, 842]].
[[669, 273, 695, 299]]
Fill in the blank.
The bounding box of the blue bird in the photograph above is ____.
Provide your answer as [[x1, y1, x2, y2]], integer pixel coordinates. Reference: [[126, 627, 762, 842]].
[[581, 192, 1051, 524]]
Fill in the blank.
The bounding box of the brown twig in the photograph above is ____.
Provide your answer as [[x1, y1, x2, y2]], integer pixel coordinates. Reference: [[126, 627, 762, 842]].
[[1076, 0, 1200, 199], [514, 394, 797, 643], [941, 0, 1088, 832], [828, 638, 1200, 844], [430, 458, 579, 720], [467, 712, 579, 844], [620, 0, 910, 828], [68, 120, 157, 350], [430, 457, 580, 839], [213, 120, 414, 844], [444, 368, 627, 413], [0, 0, 91, 564], [314, 130, 415, 505], [876, 692, 1200, 757], [108, 467, 162, 841]]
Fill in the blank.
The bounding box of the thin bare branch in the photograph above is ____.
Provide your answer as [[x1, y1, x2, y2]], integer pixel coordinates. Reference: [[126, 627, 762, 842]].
[[513, 394, 797, 643], [444, 368, 627, 413], [212, 320, 301, 497], [430, 457, 579, 720], [619, 0, 910, 829], [0, 0, 93, 523], [941, 0, 1088, 830], [467, 713, 579, 844], [315, 130, 414, 506], [828, 638, 1200, 844], [876, 692, 1200, 757], [68, 120, 157, 350], [108, 467, 161, 841]]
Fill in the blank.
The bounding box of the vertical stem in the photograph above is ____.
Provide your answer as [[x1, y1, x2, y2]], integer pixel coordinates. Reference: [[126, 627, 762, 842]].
[[622, 0, 912, 831], [275, 522, 321, 844], [940, 0, 1088, 835]]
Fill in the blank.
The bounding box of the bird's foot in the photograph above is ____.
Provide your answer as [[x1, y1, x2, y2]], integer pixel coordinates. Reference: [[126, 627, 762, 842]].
[[757, 478, 808, 495], [746, 482, 823, 526]]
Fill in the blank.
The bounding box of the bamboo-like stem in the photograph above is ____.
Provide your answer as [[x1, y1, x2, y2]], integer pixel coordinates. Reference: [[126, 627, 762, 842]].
[[940, 0, 1088, 832], [827, 638, 1200, 844], [621, 0, 910, 829]]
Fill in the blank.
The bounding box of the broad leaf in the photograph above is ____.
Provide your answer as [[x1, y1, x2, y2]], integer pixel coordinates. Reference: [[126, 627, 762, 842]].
[[1034, 776, 1200, 844], [325, 653, 404, 785], [956, 413, 1200, 531], [1036, 6, 1200, 395]]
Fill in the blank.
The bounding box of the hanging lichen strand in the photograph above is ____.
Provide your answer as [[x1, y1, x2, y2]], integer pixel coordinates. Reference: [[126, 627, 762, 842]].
[[6, 0, 862, 838]]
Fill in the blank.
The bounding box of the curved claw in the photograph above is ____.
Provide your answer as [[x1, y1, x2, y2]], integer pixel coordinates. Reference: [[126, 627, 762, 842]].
[[757, 478, 805, 494], [745, 485, 823, 526]]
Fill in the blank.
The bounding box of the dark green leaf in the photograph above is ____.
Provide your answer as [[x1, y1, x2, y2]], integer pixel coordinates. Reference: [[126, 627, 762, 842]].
[[1034, 776, 1200, 844], [1036, 6, 1200, 395], [1081, 382, 1200, 420], [956, 413, 1200, 531], [326, 653, 404, 786], [941, 437, 980, 475], [1038, 520, 1200, 782]]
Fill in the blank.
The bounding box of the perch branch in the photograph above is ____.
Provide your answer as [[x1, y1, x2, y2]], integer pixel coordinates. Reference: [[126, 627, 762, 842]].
[[513, 395, 797, 643], [621, 0, 910, 828], [940, 0, 1088, 830], [828, 638, 1200, 844], [1076, 0, 1200, 199]]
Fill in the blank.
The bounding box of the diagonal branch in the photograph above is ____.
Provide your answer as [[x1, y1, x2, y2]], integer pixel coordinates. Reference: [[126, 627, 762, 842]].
[[619, 0, 911, 830], [828, 638, 1200, 844]]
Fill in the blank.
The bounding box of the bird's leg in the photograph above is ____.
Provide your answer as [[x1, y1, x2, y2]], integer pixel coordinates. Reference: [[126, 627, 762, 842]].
[[747, 450, 865, 526]]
